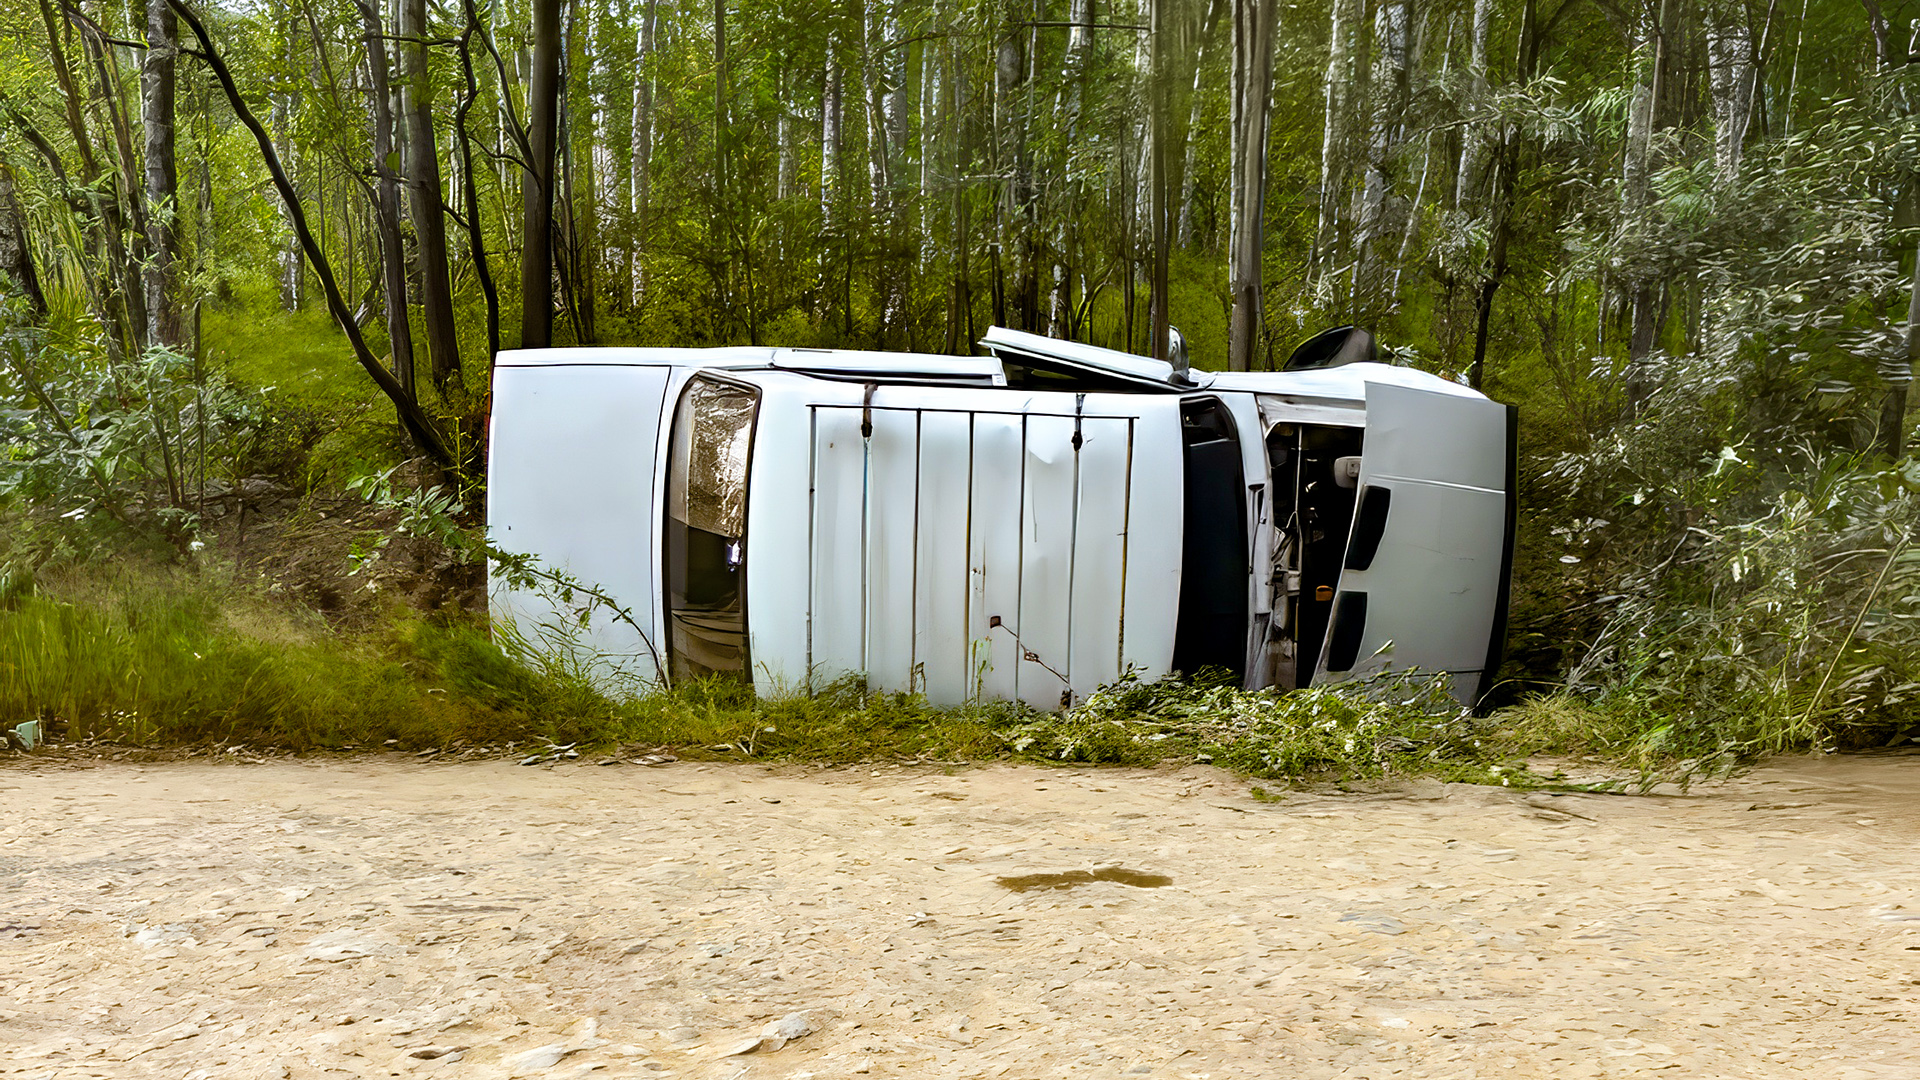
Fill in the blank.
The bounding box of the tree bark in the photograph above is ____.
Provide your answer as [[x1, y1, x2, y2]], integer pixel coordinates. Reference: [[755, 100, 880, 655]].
[[1707, 0, 1755, 183], [1353, 0, 1412, 313], [1175, 0, 1227, 246], [1148, 0, 1183, 359], [1228, 0, 1278, 371], [401, 0, 463, 390], [631, 0, 658, 305], [821, 35, 842, 232], [994, 9, 1035, 330], [1315, 0, 1359, 288], [1454, 0, 1492, 208], [521, 0, 562, 349], [456, 0, 502, 364], [35, 0, 131, 359], [0, 163, 47, 319], [358, 0, 416, 399], [1623, 0, 1672, 410], [1467, 0, 1540, 390], [80, 1, 152, 352], [143, 0, 183, 349]]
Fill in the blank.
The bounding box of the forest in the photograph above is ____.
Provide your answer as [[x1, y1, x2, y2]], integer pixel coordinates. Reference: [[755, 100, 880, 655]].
[[1, 0, 1918, 775]]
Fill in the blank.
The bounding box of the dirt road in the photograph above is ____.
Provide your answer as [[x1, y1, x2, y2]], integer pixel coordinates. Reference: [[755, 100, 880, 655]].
[[1, 753, 1915, 1078]]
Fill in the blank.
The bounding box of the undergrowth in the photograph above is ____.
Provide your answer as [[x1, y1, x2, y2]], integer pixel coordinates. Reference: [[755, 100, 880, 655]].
[[0, 561, 1688, 787]]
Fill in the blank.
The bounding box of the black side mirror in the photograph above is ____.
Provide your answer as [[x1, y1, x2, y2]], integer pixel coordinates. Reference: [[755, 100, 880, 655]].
[[1284, 325, 1378, 371]]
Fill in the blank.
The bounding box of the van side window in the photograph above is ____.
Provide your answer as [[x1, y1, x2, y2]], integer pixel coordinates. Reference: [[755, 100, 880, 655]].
[[665, 377, 759, 681]]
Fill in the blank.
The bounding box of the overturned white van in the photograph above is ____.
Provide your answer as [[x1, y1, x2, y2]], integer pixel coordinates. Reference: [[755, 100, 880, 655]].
[[487, 328, 1515, 709]]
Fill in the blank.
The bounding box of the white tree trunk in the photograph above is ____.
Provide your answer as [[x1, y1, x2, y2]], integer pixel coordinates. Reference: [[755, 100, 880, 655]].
[[1228, 0, 1278, 370], [630, 0, 657, 304], [1707, 3, 1755, 183], [1453, 0, 1492, 208], [1315, 0, 1359, 283], [1353, 0, 1412, 308]]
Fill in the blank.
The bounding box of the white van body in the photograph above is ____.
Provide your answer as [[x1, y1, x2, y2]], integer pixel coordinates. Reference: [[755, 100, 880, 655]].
[[487, 329, 1515, 708]]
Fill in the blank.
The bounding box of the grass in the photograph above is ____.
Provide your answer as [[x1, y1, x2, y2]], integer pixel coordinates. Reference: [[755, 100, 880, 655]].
[[0, 560, 1753, 789]]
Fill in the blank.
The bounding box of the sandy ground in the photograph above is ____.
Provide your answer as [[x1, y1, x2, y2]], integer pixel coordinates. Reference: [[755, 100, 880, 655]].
[[1, 753, 1916, 1080]]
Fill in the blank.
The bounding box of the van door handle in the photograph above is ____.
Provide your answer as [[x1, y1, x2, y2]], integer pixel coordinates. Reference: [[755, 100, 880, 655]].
[[1344, 485, 1391, 571], [1325, 591, 1368, 672]]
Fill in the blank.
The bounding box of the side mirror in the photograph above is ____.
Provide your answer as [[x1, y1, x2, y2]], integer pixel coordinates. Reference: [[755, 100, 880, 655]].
[[1284, 325, 1378, 371], [1168, 326, 1196, 387]]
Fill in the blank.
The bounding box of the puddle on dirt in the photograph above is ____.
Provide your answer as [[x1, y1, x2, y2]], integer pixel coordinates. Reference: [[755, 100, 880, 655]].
[[996, 868, 1172, 892]]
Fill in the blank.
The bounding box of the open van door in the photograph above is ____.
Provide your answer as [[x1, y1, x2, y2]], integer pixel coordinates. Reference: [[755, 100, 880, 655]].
[[1312, 380, 1516, 706]]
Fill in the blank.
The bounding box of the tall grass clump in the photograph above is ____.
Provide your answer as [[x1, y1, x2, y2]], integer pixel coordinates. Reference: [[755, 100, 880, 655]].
[[0, 563, 624, 749]]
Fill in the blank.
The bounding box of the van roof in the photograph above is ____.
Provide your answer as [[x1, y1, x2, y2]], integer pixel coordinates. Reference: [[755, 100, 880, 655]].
[[492, 340, 1484, 405]]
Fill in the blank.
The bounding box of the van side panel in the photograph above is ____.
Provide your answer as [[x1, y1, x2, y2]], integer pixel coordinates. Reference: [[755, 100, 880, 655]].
[[864, 410, 921, 690], [968, 414, 1026, 702], [741, 381, 812, 696], [1098, 397, 1184, 682], [788, 394, 1182, 708], [1017, 415, 1079, 709], [915, 411, 976, 701], [807, 408, 869, 687], [486, 364, 670, 686], [1065, 417, 1135, 694]]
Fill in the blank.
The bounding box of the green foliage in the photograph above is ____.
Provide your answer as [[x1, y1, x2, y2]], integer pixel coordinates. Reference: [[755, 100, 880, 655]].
[[0, 321, 266, 560], [997, 669, 1520, 784]]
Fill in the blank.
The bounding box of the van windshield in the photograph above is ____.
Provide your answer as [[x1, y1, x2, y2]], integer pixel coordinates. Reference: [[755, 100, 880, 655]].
[[665, 377, 758, 681]]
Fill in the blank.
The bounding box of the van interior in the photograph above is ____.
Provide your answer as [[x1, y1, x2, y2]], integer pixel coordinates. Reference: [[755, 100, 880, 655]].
[[1259, 422, 1364, 689]]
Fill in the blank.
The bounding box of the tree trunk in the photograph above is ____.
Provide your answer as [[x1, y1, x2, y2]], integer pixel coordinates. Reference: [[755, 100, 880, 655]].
[[1707, 1, 1755, 183], [1315, 0, 1359, 287], [1467, 0, 1539, 390], [456, 0, 502, 364], [631, 0, 657, 305], [1228, 0, 1278, 371], [994, 13, 1034, 330], [143, 0, 183, 349], [402, 0, 462, 390], [358, 0, 416, 399], [1175, 0, 1227, 246], [270, 2, 304, 313], [521, 0, 562, 349], [821, 36, 842, 233], [1148, 0, 1182, 359], [568, 0, 598, 344], [1454, 0, 1492, 208], [1353, 0, 1412, 313], [80, 3, 152, 353], [0, 163, 47, 319], [1623, 0, 1672, 411], [1889, 239, 1920, 458]]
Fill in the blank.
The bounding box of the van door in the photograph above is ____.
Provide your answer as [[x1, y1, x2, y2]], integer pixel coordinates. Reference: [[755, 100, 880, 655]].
[[1312, 381, 1515, 706]]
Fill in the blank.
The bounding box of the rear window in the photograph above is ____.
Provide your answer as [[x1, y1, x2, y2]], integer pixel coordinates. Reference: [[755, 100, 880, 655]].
[[664, 376, 759, 681]]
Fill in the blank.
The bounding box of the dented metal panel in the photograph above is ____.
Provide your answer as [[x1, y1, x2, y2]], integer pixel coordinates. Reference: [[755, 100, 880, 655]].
[[1017, 415, 1079, 709], [1066, 416, 1134, 695], [968, 413, 1026, 702]]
